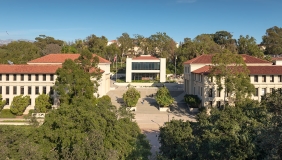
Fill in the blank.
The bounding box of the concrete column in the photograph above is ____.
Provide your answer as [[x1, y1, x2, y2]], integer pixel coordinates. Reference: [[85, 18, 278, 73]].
[[126, 58, 132, 82], [160, 58, 166, 82]]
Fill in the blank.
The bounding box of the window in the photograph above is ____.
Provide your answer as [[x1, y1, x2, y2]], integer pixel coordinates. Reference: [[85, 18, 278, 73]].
[[43, 74, 46, 81], [13, 86, 17, 95], [270, 88, 274, 93], [132, 62, 160, 70], [199, 75, 202, 82], [194, 75, 196, 81], [50, 74, 54, 81], [6, 86, 9, 94], [279, 75, 282, 82], [210, 76, 213, 83], [43, 86, 46, 94], [270, 75, 274, 82], [261, 88, 266, 96], [216, 101, 221, 108], [209, 88, 213, 97], [35, 86, 39, 94], [0, 74, 2, 81], [20, 86, 24, 94], [200, 87, 202, 96], [262, 75, 266, 82], [35, 74, 39, 81], [21, 74, 24, 81], [6, 74, 9, 81], [49, 87, 54, 95], [185, 66, 187, 73], [5, 98, 9, 105], [254, 75, 258, 82], [28, 86, 32, 95], [254, 88, 258, 96], [209, 101, 213, 107], [13, 74, 17, 81], [0, 86, 2, 94], [217, 88, 221, 97], [28, 74, 31, 81]]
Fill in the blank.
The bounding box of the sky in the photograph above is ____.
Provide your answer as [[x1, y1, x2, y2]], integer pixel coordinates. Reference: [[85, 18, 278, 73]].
[[0, 0, 281, 44]]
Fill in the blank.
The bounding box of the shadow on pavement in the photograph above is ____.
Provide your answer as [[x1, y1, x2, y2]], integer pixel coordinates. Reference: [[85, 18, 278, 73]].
[[142, 129, 160, 160]]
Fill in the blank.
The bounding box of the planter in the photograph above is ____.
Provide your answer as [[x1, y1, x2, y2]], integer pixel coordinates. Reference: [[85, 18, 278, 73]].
[[127, 107, 137, 111], [159, 106, 170, 112]]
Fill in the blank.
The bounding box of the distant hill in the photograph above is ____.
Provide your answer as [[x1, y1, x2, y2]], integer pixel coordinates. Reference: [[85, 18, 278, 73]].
[[0, 39, 34, 46]]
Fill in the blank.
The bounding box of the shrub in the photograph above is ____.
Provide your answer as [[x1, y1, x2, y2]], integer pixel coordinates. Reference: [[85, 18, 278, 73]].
[[0, 109, 16, 118], [184, 94, 202, 108], [123, 86, 141, 107], [10, 95, 30, 116], [155, 87, 174, 107], [35, 94, 52, 113]]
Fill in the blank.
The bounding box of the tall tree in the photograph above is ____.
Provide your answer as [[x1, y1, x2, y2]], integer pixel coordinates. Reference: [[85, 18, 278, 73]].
[[213, 31, 237, 53], [34, 35, 64, 55], [193, 34, 221, 54], [237, 35, 264, 58], [84, 34, 108, 55], [262, 26, 282, 55], [0, 41, 41, 64], [210, 51, 255, 105]]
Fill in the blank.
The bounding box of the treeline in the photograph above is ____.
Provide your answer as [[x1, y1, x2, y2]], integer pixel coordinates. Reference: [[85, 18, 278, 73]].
[[0, 50, 151, 159], [158, 90, 282, 159], [0, 26, 281, 74]]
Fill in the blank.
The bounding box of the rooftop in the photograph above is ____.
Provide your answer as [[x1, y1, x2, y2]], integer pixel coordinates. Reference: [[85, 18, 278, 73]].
[[0, 65, 61, 74], [184, 54, 272, 64], [132, 55, 160, 60], [28, 54, 111, 64]]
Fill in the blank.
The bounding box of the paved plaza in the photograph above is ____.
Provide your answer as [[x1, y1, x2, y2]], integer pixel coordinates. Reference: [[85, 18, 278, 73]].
[[107, 82, 197, 159]]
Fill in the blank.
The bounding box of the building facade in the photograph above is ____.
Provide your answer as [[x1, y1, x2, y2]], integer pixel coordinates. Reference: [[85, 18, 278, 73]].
[[0, 54, 111, 113], [183, 54, 282, 107], [126, 55, 166, 82]]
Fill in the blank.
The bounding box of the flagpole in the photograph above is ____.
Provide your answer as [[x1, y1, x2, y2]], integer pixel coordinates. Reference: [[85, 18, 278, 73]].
[[116, 54, 117, 81]]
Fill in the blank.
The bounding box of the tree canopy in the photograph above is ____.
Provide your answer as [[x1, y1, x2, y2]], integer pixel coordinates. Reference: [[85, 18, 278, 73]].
[[262, 26, 282, 55]]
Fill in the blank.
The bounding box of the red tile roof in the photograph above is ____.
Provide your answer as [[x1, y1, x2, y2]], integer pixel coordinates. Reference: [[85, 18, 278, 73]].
[[247, 66, 282, 75], [28, 54, 111, 64], [192, 65, 282, 75], [132, 55, 160, 60], [0, 65, 61, 74], [192, 65, 211, 75], [184, 54, 271, 64]]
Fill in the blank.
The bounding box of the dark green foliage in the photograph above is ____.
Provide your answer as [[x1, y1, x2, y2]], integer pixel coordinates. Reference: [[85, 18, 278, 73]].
[[155, 86, 174, 107], [123, 85, 141, 107], [262, 26, 282, 55], [10, 95, 30, 116], [184, 94, 201, 108], [0, 109, 16, 118], [35, 94, 52, 113], [158, 101, 270, 159], [0, 94, 6, 111], [237, 35, 264, 58]]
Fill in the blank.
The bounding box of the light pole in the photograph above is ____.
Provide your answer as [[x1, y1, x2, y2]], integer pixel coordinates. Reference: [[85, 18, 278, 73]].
[[175, 55, 177, 79]]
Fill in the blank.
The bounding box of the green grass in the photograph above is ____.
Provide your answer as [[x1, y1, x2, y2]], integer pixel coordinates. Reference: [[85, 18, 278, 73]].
[[0, 109, 16, 118]]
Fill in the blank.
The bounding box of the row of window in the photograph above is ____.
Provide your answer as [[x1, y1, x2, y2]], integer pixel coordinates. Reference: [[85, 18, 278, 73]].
[[132, 62, 160, 70], [4, 97, 31, 105], [253, 75, 282, 82], [0, 86, 53, 95], [0, 74, 54, 81]]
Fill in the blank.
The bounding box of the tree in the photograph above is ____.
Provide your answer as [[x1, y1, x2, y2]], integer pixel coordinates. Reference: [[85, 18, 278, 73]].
[[84, 34, 108, 55], [155, 86, 174, 107], [193, 34, 221, 55], [123, 85, 141, 107], [0, 41, 41, 64], [42, 44, 62, 55], [10, 95, 30, 116], [147, 32, 176, 59], [0, 95, 6, 111], [35, 94, 52, 113], [117, 33, 133, 55], [158, 120, 195, 159], [237, 35, 264, 58], [262, 26, 282, 55], [210, 52, 255, 105], [213, 31, 237, 52]]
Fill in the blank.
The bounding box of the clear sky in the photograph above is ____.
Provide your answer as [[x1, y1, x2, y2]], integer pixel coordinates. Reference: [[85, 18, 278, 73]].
[[0, 0, 281, 44]]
